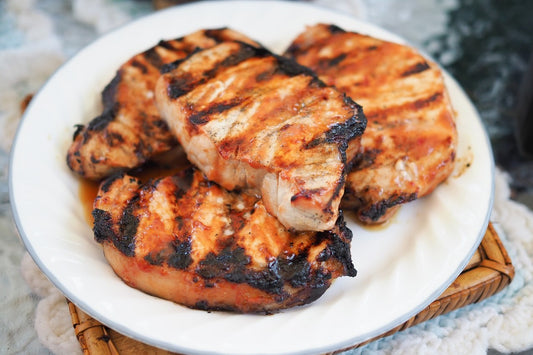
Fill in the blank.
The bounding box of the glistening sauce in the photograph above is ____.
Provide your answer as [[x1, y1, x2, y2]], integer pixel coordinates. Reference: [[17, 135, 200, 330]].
[[78, 162, 192, 226]]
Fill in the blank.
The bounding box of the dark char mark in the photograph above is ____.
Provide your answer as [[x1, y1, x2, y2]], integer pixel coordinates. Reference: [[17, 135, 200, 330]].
[[167, 239, 193, 269], [323, 53, 347, 68], [102, 70, 122, 109], [167, 73, 202, 99], [220, 42, 270, 68], [327, 24, 347, 34], [156, 39, 179, 51], [414, 92, 441, 109], [301, 97, 366, 210], [188, 99, 243, 126], [203, 28, 230, 42], [92, 208, 115, 243], [274, 53, 323, 85], [197, 246, 250, 278], [305, 96, 366, 153], [131, 59, 148, 74], [401, 61, 430, 77], [81, 71, 122, 136], [100, 172, 128, 193], [193, 213, 356, 295], [361, 192, 418, 222], [72, 124, 85, 140], [86, 104, 118, 133], [166, 43, 266, 100], [350, 148, 381, 170], [193, 300, 240, 313], [143, 46, 163, 69], [116, 195, 140, 257], [146, 238, 193, 268], [160, 47, 203, 74], [170, 168, 195, 197], [317, 212, 356, 277]]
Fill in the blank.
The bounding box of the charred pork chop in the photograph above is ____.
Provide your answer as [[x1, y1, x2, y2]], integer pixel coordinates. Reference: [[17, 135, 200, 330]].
[[285, 24, 457, 224], [92, 168, 356, 313], [66, 28, 256, 180], [155, 41, 366, 231]]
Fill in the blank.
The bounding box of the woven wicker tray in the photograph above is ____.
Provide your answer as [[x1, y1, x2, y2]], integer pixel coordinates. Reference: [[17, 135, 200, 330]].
[[67, 222, 514, 355]]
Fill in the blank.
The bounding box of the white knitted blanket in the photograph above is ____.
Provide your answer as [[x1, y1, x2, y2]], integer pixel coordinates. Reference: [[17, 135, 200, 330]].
[[2, 1, 533, 354]]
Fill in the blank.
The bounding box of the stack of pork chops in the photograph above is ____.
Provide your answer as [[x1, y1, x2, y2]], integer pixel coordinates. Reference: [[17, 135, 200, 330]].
[[67, 24, 457, 313]]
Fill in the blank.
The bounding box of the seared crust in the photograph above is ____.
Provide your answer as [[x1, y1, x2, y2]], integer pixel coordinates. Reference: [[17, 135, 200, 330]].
[[155, 41, 366, 231], [93, 168, 356, 313], [66, 28, 257, 180], [285, 24, 457, 224]]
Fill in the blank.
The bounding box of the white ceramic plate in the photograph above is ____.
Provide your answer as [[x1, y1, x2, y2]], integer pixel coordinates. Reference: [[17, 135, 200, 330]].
[[10, 1, 494, 354]]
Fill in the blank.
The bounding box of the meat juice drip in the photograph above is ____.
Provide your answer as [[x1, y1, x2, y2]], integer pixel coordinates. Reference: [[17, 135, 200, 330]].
[[79, 180, 100, 225], [78, 161, 192, 226]]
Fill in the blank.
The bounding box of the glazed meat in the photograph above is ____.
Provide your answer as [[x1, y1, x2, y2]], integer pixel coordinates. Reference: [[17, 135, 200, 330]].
[[155, 41, 366, 231], [92, 168, 356, 313], [66, 28, 257, 180], [285, 24, 457, 224]]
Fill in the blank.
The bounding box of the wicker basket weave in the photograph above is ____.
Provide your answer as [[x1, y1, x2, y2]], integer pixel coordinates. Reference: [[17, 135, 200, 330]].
[[67, 222, 514, 355]]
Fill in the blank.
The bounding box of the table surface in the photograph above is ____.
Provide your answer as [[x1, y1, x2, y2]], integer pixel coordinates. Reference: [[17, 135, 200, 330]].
[[1, 0, 533, 354]]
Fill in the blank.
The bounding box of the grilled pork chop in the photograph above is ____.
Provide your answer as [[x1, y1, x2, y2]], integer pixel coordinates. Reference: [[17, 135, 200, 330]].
[[92, 168, 356, 313], [155, 41, 366, 231], [285, 24, 457, 224], [66, 28, 256, 180]]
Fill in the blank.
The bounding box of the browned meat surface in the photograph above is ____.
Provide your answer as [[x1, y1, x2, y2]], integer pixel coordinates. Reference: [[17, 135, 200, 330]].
[[155, 41, 366, 231], [92, 168, 356, 314], [66, 28, 256, 180], [285, 24, 457, 224]]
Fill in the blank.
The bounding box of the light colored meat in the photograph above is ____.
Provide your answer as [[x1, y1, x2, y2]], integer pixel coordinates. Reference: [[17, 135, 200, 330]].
[[285, 24, 457, 224], [66, 28, 257, 180], [92, 168, 356, 313], [155, 41, 366, 231]]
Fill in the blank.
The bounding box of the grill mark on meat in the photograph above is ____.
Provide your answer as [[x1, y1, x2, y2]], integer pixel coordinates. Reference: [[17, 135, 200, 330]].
[[67, 28, 258, 181], [327, 24, 346, 34], [275, 54, 323, 83], [160, 48, 203, 74], [156, 40, 366, 231], [130, 59, 148, 74], [219, 43, 268, 68], [167, 73, 203, 99], [317, 217, 355, 276], [167, 239, 193, 269], [365, 92, 443, 121], [188, 99, 244, 126], [92, 208, 115, 243], [100, 173, 125, 193], [156, 39, 180, 50], [351, 148, 381, 170], [285, 24, 457, 224], [102, 71, 122, 108], [401, 61, 430, 77], [93, 168, 357, 312], [326, 98, 366, 143], [85, 105, 118, 135], [142, 47, 164, 69], [414, 92, 441, 109], [72, 124, 85, 140], [204, 27, 236, 42], [117, 195, 140, 257], [359, 192, 418, 222], [320, 53, 347, 68]]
